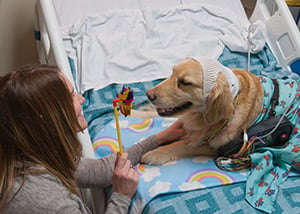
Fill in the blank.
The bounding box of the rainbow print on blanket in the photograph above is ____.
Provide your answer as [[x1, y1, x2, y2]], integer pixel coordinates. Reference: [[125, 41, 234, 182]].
[[92, 115, 247, 213], [93, 137, 119, 153], [186, 169, 236, 185]]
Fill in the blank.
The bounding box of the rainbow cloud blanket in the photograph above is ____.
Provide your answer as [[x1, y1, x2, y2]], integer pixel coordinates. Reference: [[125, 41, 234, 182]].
[[92, 116, 248, 213]]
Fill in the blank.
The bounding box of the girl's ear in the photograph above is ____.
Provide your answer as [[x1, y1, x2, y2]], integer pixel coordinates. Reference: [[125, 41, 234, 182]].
[[203, 73, 234, 125]]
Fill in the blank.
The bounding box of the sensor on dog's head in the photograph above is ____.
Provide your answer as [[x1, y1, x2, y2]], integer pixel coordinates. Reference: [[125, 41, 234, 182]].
[[191, 57, 239, 110]]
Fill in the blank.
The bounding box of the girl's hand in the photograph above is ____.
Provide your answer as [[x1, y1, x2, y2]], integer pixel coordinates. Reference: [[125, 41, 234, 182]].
[[112, 153, 139, 198], [155, 119, 186, 146]]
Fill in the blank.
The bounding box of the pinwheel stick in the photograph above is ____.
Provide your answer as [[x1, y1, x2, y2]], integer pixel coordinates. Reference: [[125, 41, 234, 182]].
[[113, 85, 134, 155], [113, 99, 124, 154]]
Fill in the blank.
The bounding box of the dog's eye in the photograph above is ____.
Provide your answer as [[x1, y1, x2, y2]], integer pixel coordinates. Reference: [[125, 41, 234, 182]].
[[178, 79, 192, 87]]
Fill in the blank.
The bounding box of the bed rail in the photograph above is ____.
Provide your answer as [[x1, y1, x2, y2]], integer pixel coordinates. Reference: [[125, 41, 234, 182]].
[[34, 0, 95, 159], [250, 0, 300, 73]]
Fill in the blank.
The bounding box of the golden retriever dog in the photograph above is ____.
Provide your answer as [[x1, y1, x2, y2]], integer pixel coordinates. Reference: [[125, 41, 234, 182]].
[[140, 57, 264, 165]]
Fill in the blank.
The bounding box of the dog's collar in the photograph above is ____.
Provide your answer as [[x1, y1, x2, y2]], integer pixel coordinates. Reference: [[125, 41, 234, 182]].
[[198, 104, 237, 146], [191, 57, 239, 111]]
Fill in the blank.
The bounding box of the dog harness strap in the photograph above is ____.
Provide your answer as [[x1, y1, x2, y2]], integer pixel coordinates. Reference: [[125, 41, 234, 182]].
[[216, 79, 280, 165], [269, 79, 279, 117]]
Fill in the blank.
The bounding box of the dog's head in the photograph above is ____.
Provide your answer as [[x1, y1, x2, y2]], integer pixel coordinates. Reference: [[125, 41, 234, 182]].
[[146, 58, 238, 124]]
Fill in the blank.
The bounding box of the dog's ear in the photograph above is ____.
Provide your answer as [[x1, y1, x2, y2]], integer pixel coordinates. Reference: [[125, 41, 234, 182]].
[[203, 73, 234, 125]]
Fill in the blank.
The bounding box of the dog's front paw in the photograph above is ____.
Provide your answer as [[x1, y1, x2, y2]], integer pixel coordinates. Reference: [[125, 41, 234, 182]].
[[141, 148, 178, 165]]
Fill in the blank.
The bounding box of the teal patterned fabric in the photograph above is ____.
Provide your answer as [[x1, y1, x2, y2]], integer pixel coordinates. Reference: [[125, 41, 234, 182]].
[[142, 176, 300, 214], [246, 77, 300, 213]]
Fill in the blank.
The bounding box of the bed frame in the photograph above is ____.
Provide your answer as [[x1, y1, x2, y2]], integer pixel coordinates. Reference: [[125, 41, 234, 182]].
[[34, 0, 300, 213], [34, 0, 300, 156]]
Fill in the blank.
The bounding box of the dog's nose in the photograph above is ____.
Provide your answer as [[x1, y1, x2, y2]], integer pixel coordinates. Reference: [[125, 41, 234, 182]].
[[146, 90, 156, 101]]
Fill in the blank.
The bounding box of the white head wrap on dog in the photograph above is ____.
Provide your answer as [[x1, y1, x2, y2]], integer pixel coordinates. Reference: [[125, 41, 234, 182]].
[[192, 57, 239, 110]]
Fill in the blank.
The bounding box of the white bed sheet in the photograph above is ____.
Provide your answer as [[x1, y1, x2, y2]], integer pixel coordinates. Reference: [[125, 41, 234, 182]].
[[52, 0, 248, 27], [59, 1, 265, 93]]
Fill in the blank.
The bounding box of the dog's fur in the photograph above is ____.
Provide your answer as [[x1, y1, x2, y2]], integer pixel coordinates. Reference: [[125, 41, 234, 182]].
[[140, 58, 264, 165]]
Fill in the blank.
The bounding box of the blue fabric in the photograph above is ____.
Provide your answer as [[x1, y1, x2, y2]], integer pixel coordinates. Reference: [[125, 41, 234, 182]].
[[34, 30, 41, 41], [245, 77, 300, 213], [83, 80, 162, 139], [291, 59, 300, 75], [93, 116, 248, 213], [142, 176, 300, 214], [218, 46, 299, 80]]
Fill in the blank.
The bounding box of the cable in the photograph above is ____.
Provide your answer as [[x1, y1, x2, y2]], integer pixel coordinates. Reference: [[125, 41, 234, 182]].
[[247, 25, 251, 72]]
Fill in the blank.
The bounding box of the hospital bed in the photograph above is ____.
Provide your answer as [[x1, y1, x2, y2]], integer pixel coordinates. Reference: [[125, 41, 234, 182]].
[[34, 0, 300, 213]]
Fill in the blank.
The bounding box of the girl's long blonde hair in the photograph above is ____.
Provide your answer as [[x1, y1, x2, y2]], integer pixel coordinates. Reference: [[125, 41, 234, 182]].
[[0, 65, 82, 211]]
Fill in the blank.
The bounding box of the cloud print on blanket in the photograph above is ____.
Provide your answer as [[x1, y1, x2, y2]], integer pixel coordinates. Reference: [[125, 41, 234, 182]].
[[93, 116, 247, 213], [61, 3, 266, 93]]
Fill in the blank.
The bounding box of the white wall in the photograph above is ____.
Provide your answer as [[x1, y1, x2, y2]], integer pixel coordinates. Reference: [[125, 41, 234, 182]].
[[0, 0, 39, 76]]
